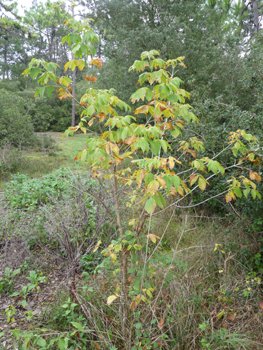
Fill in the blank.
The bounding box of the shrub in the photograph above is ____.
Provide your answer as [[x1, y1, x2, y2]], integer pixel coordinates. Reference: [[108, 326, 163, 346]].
[[0, 145, 25, 180], [0, 89, 37, 149]]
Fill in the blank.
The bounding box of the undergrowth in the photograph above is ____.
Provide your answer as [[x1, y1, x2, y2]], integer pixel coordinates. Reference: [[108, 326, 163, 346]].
[[1, 171, 263, 349]]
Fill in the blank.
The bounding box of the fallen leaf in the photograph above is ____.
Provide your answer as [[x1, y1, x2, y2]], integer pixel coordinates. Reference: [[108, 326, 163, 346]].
[[130, 300, 137, 311], [94, 342, 100, 349], [107, 295, 118, 305], [227, 313, 235, 322], [259, 300, 263, 309], [158, 318, 164, 330]]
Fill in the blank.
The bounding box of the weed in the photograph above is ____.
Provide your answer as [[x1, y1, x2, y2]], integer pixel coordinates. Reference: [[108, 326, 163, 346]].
[[5, 305, 16, 323], [0, 267, 20, 294], [26, 270, 45, 288], [11, 284, 35, 307]]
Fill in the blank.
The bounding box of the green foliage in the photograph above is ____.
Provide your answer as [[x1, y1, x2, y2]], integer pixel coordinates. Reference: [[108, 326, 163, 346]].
[[5, 305, 16, 324], [26, 270, 45, 287], [0, 89, 37, 149], [79, 253, 101, 272], [189, 100, 263, 217], [0, 267, 20, 294], [11, 284, 36, 307], [5, 168, 70, 209], [199, 322, 250, 349], [0, 147, 25, 180]]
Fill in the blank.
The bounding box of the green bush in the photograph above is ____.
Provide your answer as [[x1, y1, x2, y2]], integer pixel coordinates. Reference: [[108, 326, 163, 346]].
[[4, 168, 71, 209], [0, 147, 25, 179], [0, 89, 37, 149]]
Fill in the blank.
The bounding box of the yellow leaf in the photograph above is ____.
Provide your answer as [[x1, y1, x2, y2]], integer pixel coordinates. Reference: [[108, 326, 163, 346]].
[[93, 240, 102, 253], [88, 118, 94, 126], [168, 156, 174, 170], [250, 170, 262, 182], [107, 295, 118, 305], [198, 177, 206, 191], [89, 58, 103, 68], [105, 142, 110, 154], [110, 142, 119, 155], [147, 234, 160, 244], [129, 219, 136, 226], [177, 187, 184, 196], [225, 193, 232, 203], [130, 299, 139, 311], [249, 170, 256, 180], [157, 175, 167, 188], [110, 253, 117, 262]]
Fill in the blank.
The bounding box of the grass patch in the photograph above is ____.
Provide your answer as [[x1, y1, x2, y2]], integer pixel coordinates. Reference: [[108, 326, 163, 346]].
[[0, 132, 92, 190]]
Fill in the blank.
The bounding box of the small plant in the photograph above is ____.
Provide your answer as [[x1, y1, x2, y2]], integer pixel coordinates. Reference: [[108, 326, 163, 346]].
[[5, 305, 16, 323], [24, 310, 34, 321], [79, 253, 101, 272], [0, 267, 20, 294], [20, 260, 31, 274], [199, 325, 250, 349], [11, 284, 35, 307], [26, 270, 45, 288]]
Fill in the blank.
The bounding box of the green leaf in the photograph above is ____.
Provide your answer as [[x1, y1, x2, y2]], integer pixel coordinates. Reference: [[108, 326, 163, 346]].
[[12, 269, 20, 278], [134, 138, 149, 153], [145, 88, 153, 101], [145, 197, 156, 215], [243, 188, 250, 198], [80, 149, 87, 164], [30, 67, 42, 79], [88, 44, 96, 56], [69, 33, 81, 44], [134, 322, 143, 329], [87, 105, 95, 115], [163, 175, 173, 190], [71, 322, 85, 330], [207, 160, 225, 175], [58, 338, 67, 350], [251, 189, 257, 199], [144, 173, 155, 186], [170, 128, 181, 138], [173, 175, 180, 190], [156, 191, 166, 207], [45, 85, 54, 98], [38, 86, 46, 98], [37, 338, 47, 347], [233, 187, 242, 198], [160, 139, 168, 153], [150, 140, 161, 156], [153, 193, 163, 208], [62, 35, 69, 45]]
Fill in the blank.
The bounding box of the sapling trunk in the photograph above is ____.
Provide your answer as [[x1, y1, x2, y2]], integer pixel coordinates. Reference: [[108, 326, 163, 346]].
[[113, 165, 128, 341]]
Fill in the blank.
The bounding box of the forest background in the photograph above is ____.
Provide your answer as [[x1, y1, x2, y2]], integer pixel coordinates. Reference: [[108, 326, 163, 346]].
[[1, 0, 263, 349]]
